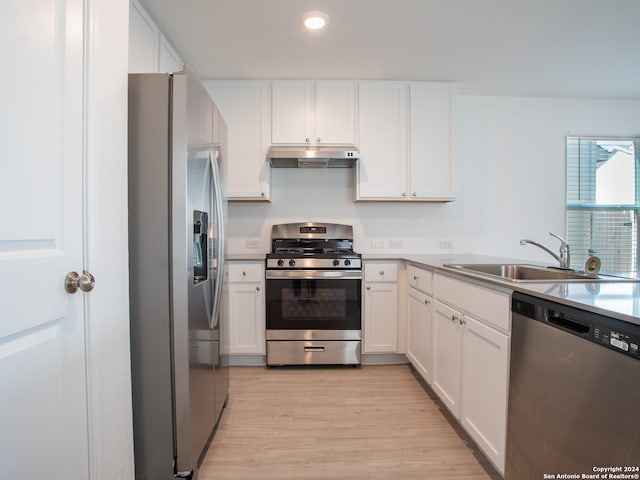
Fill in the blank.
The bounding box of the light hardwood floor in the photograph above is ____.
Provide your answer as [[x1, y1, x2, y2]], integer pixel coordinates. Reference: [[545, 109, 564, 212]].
[[198, 365, 501, 480]]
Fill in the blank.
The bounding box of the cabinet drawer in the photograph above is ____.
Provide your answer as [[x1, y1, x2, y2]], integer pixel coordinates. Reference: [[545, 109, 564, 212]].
[[228, 262, 264, 282], [434, 274, 510, 333], [364, 263, 398, 282], [407, 265, 433, 294]]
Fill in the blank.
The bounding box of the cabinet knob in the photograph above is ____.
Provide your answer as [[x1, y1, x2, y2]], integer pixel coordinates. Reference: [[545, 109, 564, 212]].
[[305, 137, 311, 143], [412, 192, 417, 197], [366, 285, 371, 290], [425, 299, 430, 306], [459, 317, 466, 325], [413, 276, 419, 280], [401, 192, 407, 197], [379, 270, 384, 275], [256, 286, 261, 291], [261, 192, 265, 197], [317, 137, 321, 143], [242, 271, 247, 276]]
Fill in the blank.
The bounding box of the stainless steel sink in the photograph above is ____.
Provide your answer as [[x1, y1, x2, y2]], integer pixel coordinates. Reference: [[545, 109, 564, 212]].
[[442, 263, 622, 283]]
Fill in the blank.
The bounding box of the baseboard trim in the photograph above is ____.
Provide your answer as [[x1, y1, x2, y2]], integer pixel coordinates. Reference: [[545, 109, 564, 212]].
[[361, 353, 409, 365], [224, 355, 266, 366]]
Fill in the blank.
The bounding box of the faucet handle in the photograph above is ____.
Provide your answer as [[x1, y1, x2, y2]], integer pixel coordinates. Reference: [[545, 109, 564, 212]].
[[549, 231, 568, 246]]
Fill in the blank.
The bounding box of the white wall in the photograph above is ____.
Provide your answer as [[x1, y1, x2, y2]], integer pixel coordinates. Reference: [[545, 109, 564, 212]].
[[227, 95, 640, 263]]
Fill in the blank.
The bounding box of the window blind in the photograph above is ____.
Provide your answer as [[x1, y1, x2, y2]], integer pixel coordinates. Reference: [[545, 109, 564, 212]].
[[566, 137, 639, 276]]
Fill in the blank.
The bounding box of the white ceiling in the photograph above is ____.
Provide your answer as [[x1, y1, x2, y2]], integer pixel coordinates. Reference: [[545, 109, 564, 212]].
[[138, 0, 640, 98]]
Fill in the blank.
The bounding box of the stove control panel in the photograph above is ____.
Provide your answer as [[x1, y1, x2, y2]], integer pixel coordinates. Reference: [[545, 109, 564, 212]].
[[266, 257, 362, 270]]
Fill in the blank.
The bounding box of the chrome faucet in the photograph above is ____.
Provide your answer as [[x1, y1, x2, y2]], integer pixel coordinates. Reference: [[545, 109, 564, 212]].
[[520, 232, 571, 269]]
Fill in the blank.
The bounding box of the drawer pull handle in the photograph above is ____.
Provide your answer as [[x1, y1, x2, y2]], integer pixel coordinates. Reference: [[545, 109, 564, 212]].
[[304, 346, 325, 352]]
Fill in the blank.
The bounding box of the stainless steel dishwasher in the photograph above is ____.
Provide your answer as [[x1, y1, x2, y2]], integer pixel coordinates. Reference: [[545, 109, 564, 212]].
[[506, 292, 640, 479]]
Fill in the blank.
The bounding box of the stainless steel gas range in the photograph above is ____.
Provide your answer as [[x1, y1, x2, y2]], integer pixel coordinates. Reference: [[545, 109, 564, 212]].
[[265, 223, 362, 366]]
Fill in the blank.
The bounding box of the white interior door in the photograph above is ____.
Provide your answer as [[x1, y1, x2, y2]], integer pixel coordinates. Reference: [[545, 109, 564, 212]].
[[0, 0, 90, 478]]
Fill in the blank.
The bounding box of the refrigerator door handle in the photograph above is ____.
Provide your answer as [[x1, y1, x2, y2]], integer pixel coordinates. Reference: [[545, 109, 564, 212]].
[[210, 150, 225, 329]]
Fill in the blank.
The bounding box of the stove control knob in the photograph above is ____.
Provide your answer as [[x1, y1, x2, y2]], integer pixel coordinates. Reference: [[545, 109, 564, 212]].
[[277, 259, 285, 267], [344, 259, 351, 266], [288, 259, 296, 267], [333, 259, 340, 267]]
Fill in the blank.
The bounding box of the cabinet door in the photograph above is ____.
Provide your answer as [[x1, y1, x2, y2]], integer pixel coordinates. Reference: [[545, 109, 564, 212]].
[[432, 300, 463, 418], [271, 80, 313, 144], [462, 315, 510, 475], [228, 282, 265, 354], [409, 83, 454, 200], [158, 34, 182, 73], [357, 82, 408, 200], [407, 264, 433, 294], [129, 0, 157, 73], [314, 81, 356, 145], [363, 282, 398, 353], [206, 81, 270, 200], [407, 288, 433, 384]]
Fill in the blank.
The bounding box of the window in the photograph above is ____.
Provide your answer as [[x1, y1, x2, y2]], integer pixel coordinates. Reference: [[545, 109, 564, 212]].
[[566, 137, 640, 276]]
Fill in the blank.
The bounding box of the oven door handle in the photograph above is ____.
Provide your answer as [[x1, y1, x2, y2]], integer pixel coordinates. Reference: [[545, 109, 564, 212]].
[[265, 270, 362, 280]]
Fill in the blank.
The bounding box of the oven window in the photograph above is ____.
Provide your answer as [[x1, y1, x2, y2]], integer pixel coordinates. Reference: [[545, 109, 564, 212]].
[[282, 284, 346, 318], [266, 278, 361, 330]]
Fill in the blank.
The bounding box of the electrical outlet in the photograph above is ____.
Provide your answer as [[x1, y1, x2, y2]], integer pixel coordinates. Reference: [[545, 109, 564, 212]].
[[390, 240, 403, 249], [440, 239, 454, 249], [372, 239, 385, 249], [245, 239, 260, 249]]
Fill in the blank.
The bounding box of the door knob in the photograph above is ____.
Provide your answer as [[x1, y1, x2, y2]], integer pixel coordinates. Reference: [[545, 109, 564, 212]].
[[65, 271, 96, 294]]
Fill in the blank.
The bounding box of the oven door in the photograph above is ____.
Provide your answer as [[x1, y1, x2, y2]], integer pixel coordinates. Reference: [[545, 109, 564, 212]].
[[265, 270, 361, 332]]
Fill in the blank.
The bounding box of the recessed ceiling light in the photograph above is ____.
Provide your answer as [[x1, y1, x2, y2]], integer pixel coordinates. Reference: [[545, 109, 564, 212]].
[[302, 11, 329, 30]]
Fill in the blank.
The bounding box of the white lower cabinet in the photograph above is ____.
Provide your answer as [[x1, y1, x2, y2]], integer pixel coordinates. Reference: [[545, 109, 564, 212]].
[[430, 273, 511, 475], [432, 299, 464, 417], [227, 262, 265, 356], [363, 262, 399, 353], [407, 287, 433, 383], [461, 315, 510, 474]]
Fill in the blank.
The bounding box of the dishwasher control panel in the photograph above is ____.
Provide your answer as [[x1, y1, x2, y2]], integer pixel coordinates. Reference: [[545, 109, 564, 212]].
[[594, 326, 640, 358], [514, 293, 640, 362]]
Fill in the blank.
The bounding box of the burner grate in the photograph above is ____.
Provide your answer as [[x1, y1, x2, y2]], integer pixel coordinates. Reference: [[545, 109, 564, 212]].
[[274, 247, 305, 254], [322, 248, 354, 254]]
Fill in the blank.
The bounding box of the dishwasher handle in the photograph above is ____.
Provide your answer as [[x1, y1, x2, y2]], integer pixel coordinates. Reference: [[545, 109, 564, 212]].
[[544, 309, 591, 335]]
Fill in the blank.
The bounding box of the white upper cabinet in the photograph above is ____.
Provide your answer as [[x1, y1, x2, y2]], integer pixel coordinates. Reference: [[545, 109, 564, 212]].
[[206, 81, 271, 201], [158, 35, 182, 73], [129, 0, 157, 73], [409, 83, 455, 200], [271, 80, 356, 145], [356, 81, 455, 202], [129, 0, 182, 73], [357, 82, 408, 199]]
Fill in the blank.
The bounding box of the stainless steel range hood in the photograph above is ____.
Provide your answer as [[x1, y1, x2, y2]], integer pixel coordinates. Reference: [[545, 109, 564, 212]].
[[267, 146, 360, 168]]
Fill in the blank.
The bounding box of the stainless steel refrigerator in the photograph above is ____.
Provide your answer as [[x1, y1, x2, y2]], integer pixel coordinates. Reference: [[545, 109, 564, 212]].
[[128, 67, 229, 480]]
